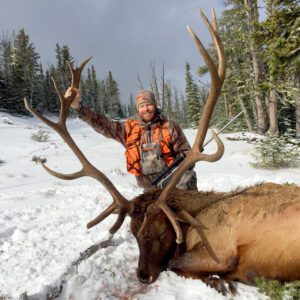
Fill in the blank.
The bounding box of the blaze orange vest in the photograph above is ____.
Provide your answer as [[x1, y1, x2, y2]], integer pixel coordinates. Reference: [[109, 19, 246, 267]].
[[125, 119, 174, 176]]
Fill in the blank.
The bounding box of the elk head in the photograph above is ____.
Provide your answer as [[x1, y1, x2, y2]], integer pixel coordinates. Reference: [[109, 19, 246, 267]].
[[25, 7, 226, 285]]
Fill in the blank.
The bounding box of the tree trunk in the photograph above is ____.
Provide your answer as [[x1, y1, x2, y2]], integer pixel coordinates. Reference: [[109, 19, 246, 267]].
[[225, 95, 233, 118], [161, 63, 165, 111], [268, 85, 279, 135], [265, 0, 278, 136], [265, 93, 270, 117], [244, 0, 267, 134], [238, 95, 253, 131], [295, 69, 300, 136], [267, 75, 278, 135], [149, 61, 161, 107]]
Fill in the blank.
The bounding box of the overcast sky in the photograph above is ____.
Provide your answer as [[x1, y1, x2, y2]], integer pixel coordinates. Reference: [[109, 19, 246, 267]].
[[0, 0, 225, 102]]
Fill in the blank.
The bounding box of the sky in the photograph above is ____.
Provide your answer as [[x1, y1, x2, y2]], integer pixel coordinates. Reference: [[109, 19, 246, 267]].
[[0, 0, 225, 103]]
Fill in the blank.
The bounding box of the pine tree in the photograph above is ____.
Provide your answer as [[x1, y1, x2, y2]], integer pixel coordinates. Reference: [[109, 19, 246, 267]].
[[32, 63, 45, 112], [173, 87, 185, 126], [256, 0, 300, 135], [244, 0, 267, 133], [213, 0, 256, 131], [82, 67, 92, 108], [98, 79, 107, 114], [10, 28, 40, 115], [0, 36, 13, 112], [90, 65, 100, 113], [53, 44, 74, 91], [44, 69, 57, 114], [106, 71, 123, 119], [163, 82, 172, 119], [185, 62, 200, 128], [128, 92, 136, 117]]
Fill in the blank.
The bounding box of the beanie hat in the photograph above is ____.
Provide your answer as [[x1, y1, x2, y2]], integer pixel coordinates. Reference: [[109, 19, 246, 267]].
[[136, 90, 156, 109]]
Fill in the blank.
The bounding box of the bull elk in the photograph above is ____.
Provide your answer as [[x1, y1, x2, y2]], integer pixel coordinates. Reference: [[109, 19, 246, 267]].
[[24, 9, 300, 294]]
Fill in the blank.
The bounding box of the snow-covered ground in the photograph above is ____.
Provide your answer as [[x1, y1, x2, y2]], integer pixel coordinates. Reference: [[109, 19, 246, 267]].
[[0, 112, 299, 300]]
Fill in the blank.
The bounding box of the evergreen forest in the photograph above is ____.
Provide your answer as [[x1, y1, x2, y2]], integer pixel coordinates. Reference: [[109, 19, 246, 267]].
[[0, 0, 299, 141]]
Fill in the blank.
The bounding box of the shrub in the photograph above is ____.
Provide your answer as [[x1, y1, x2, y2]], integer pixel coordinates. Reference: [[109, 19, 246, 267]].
[[0, 159, 5, 165], [255, 278, 300, 300], [31, 130, 50, 142], [251, 131, 300, 169], [2, 117, 14, 125]]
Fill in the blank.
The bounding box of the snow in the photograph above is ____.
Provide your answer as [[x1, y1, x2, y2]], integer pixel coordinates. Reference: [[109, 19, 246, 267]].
[[0, 112, 299, 300]]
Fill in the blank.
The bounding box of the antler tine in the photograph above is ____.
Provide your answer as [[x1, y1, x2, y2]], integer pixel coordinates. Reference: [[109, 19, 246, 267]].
[[87, 203, 129, 234], [50, 77, 69, 126], [24, 97, 57, 131], [39, 160, 85, 180], [137, 203, 183, 243], [54, 57, 92, 125], [200, 9, 226, 83], [87, 203, 118, 229], [139, 9, 226, 244], [68, 57, 93, 89]]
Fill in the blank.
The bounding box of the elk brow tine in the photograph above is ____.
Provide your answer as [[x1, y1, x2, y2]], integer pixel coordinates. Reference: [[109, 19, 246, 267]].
[[87, 203, 118, 229], [138, 215, 149, 238], [109, 211, 127, 234], [40, 163, 85, 180], [159, 203, 183, 244], [179, 209, 220, 264]]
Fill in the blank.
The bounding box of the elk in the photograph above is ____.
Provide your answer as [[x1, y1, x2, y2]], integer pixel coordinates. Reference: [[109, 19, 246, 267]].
[[24, 9, 300, 293]]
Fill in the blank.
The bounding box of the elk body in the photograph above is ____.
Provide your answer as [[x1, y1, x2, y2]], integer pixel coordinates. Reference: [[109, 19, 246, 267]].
[[127, 183, 300, 286], [24, 8, 300, 293]]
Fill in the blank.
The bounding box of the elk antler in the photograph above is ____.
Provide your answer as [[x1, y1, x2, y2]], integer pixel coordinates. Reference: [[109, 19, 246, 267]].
[[24, 58, 131, 234], [138, 9, 226, 244]]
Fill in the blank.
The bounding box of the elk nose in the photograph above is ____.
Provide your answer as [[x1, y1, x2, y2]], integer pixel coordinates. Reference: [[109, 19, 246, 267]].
[[137, 269, 151, 284]]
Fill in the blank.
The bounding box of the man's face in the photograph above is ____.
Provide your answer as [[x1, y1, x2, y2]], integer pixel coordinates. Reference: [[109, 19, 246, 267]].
[[138, 103, 156, 122]]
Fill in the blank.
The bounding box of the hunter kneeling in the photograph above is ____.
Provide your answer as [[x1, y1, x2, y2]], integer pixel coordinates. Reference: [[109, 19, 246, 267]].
[[65, 88, 197, 191]]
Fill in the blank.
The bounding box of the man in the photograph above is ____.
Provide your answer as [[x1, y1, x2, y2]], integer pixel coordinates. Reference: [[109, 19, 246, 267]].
[[65, 88, 197, 191]]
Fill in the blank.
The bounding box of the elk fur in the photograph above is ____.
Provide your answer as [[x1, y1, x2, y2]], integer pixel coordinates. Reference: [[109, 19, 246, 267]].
[[127, 183, 300, 286]]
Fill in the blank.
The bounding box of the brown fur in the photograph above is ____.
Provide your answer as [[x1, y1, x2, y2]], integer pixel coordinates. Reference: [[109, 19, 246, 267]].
[[130, 183, 300, 286]]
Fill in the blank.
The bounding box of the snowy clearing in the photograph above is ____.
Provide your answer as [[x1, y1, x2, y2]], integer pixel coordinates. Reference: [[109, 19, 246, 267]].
[[0, 112, 299, 300]]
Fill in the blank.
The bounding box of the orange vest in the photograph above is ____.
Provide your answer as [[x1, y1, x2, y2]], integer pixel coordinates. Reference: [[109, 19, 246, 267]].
[[125, 119, 174, 176]]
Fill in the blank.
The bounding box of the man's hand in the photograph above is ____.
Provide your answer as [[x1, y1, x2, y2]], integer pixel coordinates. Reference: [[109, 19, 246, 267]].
[[64, 87, 81, 109]]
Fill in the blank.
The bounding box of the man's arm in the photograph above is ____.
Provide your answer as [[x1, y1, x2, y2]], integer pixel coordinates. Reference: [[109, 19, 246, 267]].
[[168, 121, 191, 155], [78, 106, 126, 145], [66, 87, 127, 146]]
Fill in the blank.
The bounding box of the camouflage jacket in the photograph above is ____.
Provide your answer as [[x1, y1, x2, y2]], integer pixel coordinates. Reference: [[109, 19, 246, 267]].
[[77, 106, 192, 190]]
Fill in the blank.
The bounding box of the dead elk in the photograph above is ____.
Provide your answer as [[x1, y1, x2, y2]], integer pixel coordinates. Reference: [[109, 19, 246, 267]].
[[24, 8, 300, 293], [127, 183, 300, 286]]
